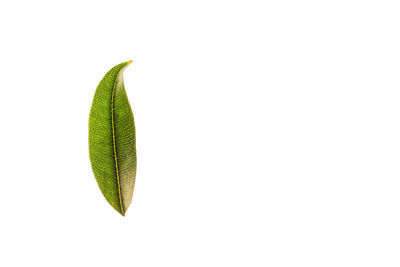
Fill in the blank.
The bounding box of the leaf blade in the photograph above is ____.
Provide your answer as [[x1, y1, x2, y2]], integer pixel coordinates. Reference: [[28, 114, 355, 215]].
[[89, 61, 136, 215]]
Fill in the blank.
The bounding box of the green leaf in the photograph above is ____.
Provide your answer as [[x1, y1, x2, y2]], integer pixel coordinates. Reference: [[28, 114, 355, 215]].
[[89, 61, 136, 216]]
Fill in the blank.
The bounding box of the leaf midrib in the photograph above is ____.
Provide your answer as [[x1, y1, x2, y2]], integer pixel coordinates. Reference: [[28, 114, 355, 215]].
[[111, 70, 125, 216]]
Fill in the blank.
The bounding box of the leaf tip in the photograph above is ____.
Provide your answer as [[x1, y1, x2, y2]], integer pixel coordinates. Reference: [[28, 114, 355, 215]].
[[127, 60, 133, 65]]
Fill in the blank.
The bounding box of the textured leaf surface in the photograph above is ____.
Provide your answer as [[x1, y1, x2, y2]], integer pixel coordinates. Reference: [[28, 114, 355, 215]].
[[89, 61, 136, 216]]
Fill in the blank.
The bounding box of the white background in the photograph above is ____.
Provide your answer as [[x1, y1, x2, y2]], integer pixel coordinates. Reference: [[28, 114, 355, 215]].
[[0, 0, 399, 266]]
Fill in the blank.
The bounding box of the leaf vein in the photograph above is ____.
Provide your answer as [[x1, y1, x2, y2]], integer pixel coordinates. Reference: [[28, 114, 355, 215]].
[[111, 71, 125, 216]]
